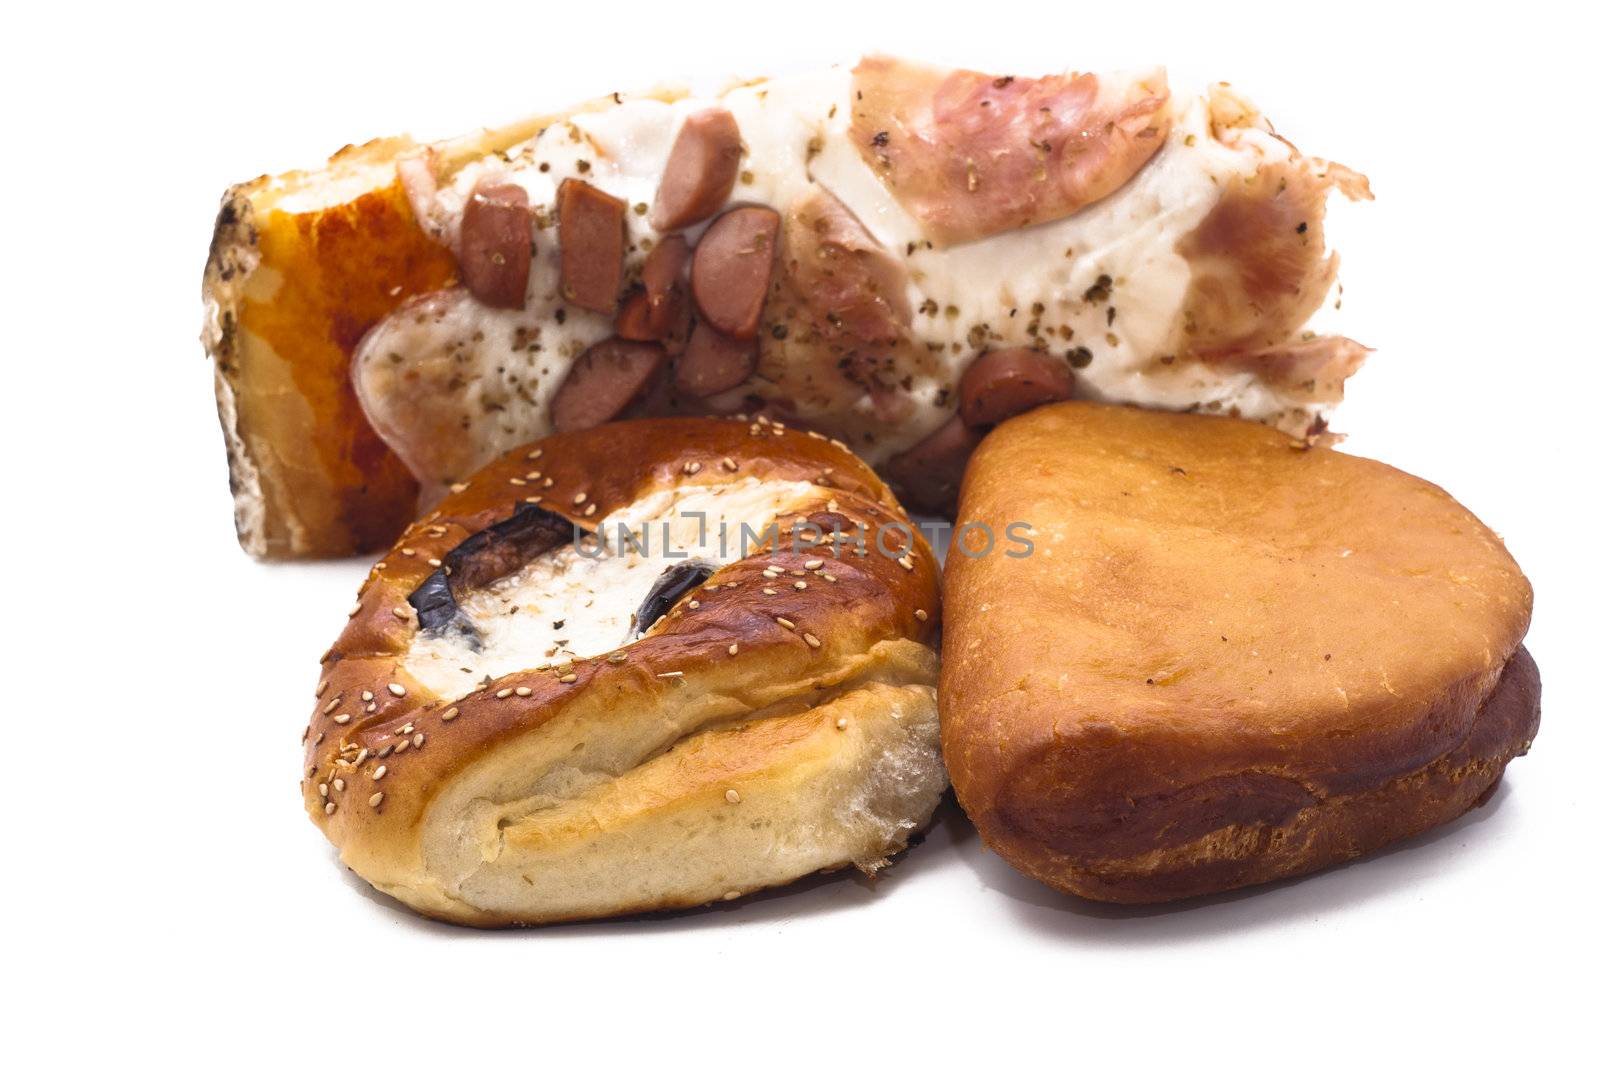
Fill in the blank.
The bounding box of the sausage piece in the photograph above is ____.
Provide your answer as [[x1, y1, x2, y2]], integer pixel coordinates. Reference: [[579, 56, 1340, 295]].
[[558, 179, 627, 313], [551, 338, 667, 433], [616, 235, 694, 347], [884, 416, 985, 515], [957, 347, 1074, 429], [459, 180, 532, 309], [651, 109, 743, 232], [691, 206, 780, 340], [675, 321, 758, 397]]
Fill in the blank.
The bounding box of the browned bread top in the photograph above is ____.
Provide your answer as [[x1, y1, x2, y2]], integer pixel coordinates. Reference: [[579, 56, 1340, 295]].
[[941, 401, 1536, 901]]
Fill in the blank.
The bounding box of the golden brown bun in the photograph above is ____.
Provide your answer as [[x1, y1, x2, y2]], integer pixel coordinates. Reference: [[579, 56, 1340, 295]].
[[941, 402, 1538, 903], [301, 417, 945, 926]]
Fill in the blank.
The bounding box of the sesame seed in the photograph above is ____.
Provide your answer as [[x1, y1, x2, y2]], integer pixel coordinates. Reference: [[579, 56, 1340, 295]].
[[657, 671, 684, 679], [378, 744, 393, 758], [898, 555, 914, 570], [450, 482, 468, 493], [322, 696, 342, 714], [527, 448, 543, 460], [526, 470, 542, 480], [401, 548, 416, 557], [413, 734, 425, 748], [442, 708, 460, 721], [318, 783, 329, 798], [333, 713, 351, 724], [373, 765, 387, 780], [794, 581, 807, 590], [804, 560, 824, 570], [348, 604, 361, 617], [369, 792, 384, 808], [394, 740, 410, 754], [836, 718, 849, 730], [388, 683, 407, 697], [584, 503, 597, 516], [316, 680, 329, 698], [727, 644, 739, 656], [509, 477, 526, 486], [559, 673, 577, 683], [515, 686, 533, 697], [392, 606, 409, 620], [333, 779, 345, 792], [361, 691, 373, 702], [776, 617, 795, 629], [914, 608, 929, 621], [496, 688, 513, 699], [573, 492, 587, 505], [684, 461, 702, 474], [608, 652, 628, 663], [723, 891, 740, 901], [804, 633, 822, 648], [762, 587, 777, 596], [354, 748, 369, 765], [822, 573, 837, 583], [721, 458, 737, 471], [725, 789, 741, 804], [427, 558, 442, 568], [325, 802, 337, 815], [687, 599, 700, 609]]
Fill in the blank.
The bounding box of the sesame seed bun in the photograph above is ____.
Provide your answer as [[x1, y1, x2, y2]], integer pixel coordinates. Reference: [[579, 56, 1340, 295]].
[[302, 417, 944, 926]]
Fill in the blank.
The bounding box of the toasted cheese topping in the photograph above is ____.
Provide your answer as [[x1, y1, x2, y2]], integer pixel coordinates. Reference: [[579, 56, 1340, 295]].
[[405, 478, 819, 699]]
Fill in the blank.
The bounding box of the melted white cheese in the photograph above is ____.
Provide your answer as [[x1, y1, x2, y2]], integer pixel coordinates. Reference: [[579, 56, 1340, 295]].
[[378, 62, 1343, 470], [404, 478, 820, 699]]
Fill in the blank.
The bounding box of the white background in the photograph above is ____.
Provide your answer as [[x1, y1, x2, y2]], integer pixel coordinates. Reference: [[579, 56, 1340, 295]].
[[7, 1, 1596, 1066]]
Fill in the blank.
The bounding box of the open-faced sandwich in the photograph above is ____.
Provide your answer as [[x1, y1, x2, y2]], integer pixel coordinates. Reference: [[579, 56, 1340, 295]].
[[303, 417, 945, 925], [204, 54, 1368, 557]]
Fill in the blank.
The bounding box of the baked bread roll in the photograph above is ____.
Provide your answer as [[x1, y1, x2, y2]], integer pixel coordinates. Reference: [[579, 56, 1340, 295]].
[[204, 55, 1369, 558], [941, 402, 1539, 902], [301, 417, 944, 925]]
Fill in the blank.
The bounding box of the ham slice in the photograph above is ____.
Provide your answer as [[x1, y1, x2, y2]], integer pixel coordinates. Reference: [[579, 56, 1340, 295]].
[[1176, 156, 1370, 356], [850, 55, 1171, 245], [782, 187, 911, 346], [1200, 336, 1370, 406]]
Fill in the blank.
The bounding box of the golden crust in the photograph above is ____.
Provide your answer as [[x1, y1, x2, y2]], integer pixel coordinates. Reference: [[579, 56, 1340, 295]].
[[300, 417, 944, 925], [200, 103, 635, 558], [940, 401, 1537, 903]]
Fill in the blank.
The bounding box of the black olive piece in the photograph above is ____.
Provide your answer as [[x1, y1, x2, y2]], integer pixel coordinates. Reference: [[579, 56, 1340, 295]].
[[408, 503, 592, 644], [634, 559, 717, 638]]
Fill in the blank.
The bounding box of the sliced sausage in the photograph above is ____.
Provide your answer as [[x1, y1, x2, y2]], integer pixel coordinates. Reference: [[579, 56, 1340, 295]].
[[691, 206, 780, 340], [558, 179, 627, 313], [884, 416, 985, 515], [643, 235, 694, 334], [615, 289, 658, 341], [675, 321, 758, 397], [957, 347, 1075, 428], [652, 108, 743, 232], [550, 338, 667, 433], [616, 236, 695, 348], [642, 234, 691, 305], [458, 180, 532, 309]]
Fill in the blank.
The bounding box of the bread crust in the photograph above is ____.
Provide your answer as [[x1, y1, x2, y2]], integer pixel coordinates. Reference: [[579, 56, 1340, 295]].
[[301, 417, 945, 925], [201, 103, 633, 558], [941, 402, 1537, 902]]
